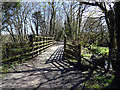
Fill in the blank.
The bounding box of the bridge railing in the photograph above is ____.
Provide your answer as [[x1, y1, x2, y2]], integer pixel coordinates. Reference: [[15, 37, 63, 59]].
[[63, 36, 81, 65], [2, 36, 54, 64], [63, 36, 106, 70]]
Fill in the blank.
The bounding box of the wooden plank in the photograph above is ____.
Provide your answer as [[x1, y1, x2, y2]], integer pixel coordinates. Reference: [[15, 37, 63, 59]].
[[64, 52, 77, 60], [33, 53, 38, 57], [66, 44, 77, 47], [25, 47, 33, 50], [64, 57, 76, 65], [82, 57, 102, 69], [72, 48, 79, 52], [4, 47, 32, 56], [33, 44, 44, 49], [2, 48, 33, 63], [66, 44, 78, 51], [64, 48, 78, 58], [2, 54, 21, 63], [35, 36, 54, 39], [2, 36, 54, 63]]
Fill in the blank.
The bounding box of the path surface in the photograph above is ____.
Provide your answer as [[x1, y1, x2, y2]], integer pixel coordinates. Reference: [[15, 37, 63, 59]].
[[1, 42, 88, 89]]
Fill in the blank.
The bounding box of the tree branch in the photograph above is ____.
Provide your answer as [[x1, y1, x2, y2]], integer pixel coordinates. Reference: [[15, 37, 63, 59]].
[[82, 2, 107, 13]]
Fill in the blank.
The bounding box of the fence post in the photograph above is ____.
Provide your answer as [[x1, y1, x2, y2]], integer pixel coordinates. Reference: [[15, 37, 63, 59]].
[[43, 37, 44, 50], [39, 37, 41, 52], [51, 37, 52, 46], [5, 43, 9, 58], [46, 37, 47, 47], [52, 37, 54, 45], [29, 35, 34, 58], [78, 44, 81, 65], [63, 36, 66, 60], [43, 37, 45, 50], [39, 37, 41, 53], [37, 36, 39, 55], [44, 37, 46, 48], [46, 37, 48, 48]]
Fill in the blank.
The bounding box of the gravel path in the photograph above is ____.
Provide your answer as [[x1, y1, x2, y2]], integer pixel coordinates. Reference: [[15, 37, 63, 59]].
[[1, 44, 88, 89]]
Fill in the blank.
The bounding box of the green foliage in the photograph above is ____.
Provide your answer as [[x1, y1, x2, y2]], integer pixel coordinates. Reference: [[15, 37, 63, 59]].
[[81, 75, 114, 88], [1, 59, 25, 75], [1, 64, 10, 74], [90, 45, 109, 56], [67, 41, 72, 45], [32, 10, 46, 35], [82, 54, 92, 57], [2, 2, 21, 25], [1, 37, 54, 74]]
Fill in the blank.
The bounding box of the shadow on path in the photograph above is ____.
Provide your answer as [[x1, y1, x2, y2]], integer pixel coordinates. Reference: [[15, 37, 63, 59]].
[[45, 46, 78, 73], [34, 46, 90, 89], [2, 45, 90, 89]]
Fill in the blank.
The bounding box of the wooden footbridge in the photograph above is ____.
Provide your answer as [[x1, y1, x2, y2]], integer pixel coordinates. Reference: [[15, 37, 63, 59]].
[[1, 36, 106, 89]]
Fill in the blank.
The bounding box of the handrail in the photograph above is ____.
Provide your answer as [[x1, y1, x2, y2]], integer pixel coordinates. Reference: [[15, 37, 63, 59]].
[[2, 36, 54, 63], [64, 36, 81, 64], [66, 43, 77, 47]]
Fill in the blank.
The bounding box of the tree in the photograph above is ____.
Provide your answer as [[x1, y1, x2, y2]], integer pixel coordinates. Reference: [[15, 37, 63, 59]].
[[82, 2, 116, 72], [2, 2, 21, 42], [82, 2, 120, 84], [81, 17, 108, 47], [0, 3, 2, 61], [63, 2, 72, 39], [63, 2, 87, 43], [114, 1, 120, 83], [32, 11, 46, 36], [49, 2, 56, 37]]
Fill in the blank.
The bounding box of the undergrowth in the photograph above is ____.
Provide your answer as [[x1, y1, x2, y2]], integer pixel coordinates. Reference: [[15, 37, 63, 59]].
[[0, 59, 26, 77], [80, 72, 114, 89]]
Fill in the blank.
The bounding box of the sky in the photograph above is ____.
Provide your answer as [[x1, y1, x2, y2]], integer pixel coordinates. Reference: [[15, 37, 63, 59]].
[[0, 0, 117, 2]]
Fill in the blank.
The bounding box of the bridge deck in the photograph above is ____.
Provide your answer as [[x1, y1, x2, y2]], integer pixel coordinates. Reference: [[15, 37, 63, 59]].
[[1, 43, 88, 89]]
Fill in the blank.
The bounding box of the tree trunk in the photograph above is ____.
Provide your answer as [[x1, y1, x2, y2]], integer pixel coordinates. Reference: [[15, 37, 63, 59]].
[[43, 5, 46, 36], [50, 13, 53, 36], [9, 25, 16, 42], [63, 3, 72, 39], [36, 20, 39, 36], [49, 2, 54, 37], [114, 2, 120, 83], [0, 2, 1, 61], [70, 2, 73, 23], [78, 3, 81, 35], [105, 11, 115, 72], [30, 21, 35, 35]]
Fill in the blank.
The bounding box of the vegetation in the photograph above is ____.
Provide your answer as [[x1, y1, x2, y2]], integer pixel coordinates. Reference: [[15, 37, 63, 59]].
[[1, 36, 54, 75], [80, 74, 114, 88]]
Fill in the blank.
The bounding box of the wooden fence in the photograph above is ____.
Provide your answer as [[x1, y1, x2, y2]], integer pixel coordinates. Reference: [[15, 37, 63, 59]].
[[63, 36, 81, 65], [63, 36, 106, 70], [63, 37, 105, 70], [2, 36, 54, 64]]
